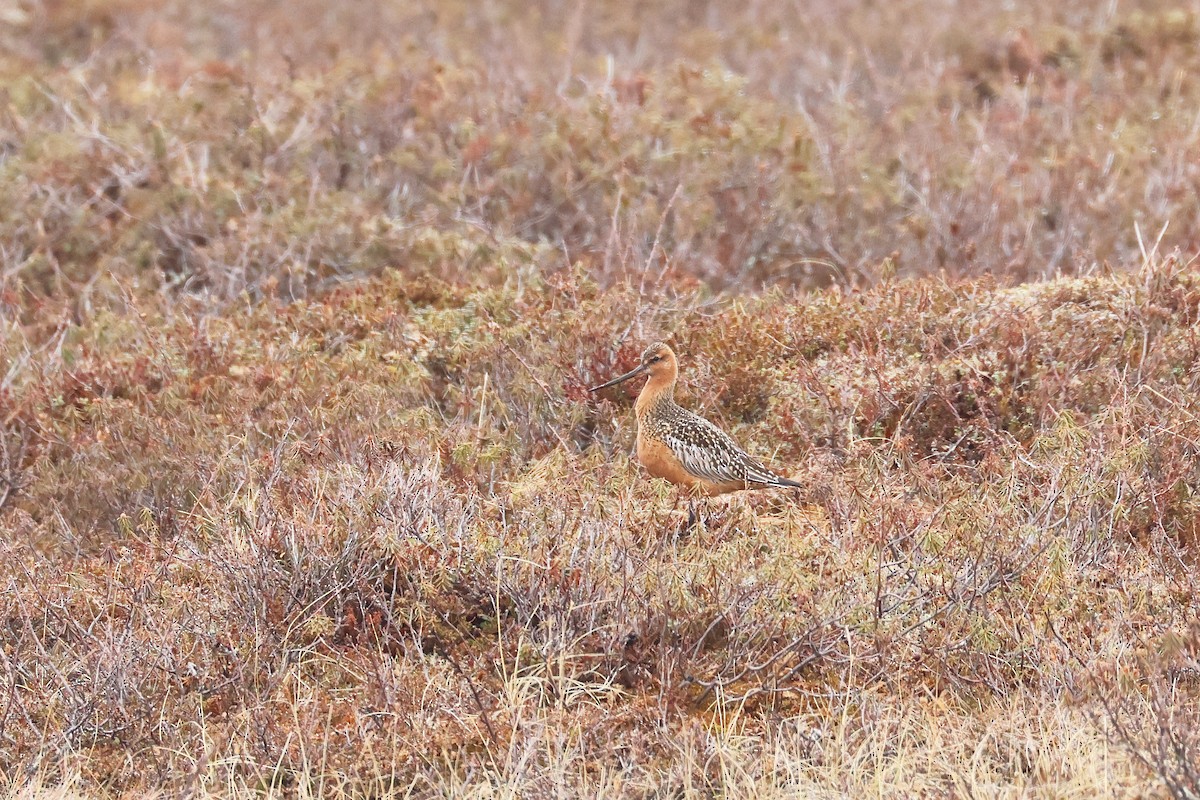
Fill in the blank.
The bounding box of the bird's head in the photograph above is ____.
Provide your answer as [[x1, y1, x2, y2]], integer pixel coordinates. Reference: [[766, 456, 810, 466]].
[[589, 342, 678, 392]]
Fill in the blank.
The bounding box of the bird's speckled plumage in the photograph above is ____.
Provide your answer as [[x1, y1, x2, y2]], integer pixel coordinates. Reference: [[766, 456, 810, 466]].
[[591, 342, 803, 497]]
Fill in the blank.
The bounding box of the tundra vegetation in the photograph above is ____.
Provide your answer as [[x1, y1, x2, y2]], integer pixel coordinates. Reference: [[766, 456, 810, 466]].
[[3, 0, 1200, 797]]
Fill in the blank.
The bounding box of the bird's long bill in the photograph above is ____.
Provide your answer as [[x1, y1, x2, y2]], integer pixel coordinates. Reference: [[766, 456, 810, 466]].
[[589, 363, 648, 392]]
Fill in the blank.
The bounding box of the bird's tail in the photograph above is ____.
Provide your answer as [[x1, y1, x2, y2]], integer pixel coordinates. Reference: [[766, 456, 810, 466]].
[[772, 476, 805, 490]]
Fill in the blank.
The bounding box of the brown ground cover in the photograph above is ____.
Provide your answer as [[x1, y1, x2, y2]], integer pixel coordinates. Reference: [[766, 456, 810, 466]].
[[4, 1, 1200, 796]]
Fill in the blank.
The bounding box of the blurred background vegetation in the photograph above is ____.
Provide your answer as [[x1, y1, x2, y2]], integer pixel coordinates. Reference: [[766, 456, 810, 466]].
[[5, 0, 1200, 330]]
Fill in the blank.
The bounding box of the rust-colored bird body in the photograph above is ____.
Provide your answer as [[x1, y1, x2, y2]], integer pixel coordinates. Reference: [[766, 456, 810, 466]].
[[591, 342, 803, 497]]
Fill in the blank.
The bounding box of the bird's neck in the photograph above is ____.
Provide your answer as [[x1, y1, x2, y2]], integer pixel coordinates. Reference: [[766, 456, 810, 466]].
[[635, 373, 676, 418]]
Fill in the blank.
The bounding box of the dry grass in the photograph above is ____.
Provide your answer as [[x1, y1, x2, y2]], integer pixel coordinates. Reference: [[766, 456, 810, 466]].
[[6, 264, 1199, 796], [6, 0, 1200, 321], [5, 0, 1200, 797]]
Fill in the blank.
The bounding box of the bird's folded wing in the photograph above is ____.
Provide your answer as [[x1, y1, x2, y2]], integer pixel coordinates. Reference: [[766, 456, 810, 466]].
[[664, 419, 782, 486]]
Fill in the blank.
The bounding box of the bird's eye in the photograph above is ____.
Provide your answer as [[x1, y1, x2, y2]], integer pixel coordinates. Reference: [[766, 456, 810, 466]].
[[650, 356, 662, 363]]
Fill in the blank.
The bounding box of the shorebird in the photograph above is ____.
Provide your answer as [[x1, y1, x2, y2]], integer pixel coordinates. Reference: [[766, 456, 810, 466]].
[[590, 342, 803, 498]]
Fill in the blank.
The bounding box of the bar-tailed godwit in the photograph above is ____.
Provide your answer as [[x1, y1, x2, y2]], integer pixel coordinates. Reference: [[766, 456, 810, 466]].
[[591, 342, 803, 496]]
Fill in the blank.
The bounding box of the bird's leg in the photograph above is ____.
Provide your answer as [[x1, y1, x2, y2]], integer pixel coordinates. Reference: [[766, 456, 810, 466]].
[[680, 485, 707, 538], [667, 487, 684, 524], [668, 488, 698, 539]]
